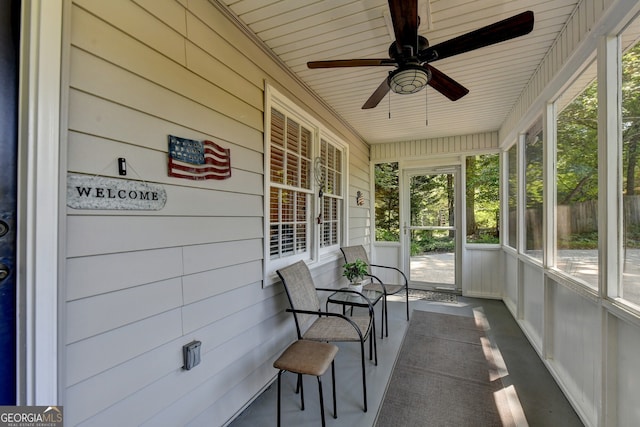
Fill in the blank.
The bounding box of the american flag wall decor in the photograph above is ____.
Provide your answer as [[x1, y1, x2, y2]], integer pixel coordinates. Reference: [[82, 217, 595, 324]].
[[168, 135, 231, 180]]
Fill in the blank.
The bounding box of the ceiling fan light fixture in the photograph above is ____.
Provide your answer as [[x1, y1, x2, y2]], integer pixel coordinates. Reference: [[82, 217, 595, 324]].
[[388, 65, 431, 95]]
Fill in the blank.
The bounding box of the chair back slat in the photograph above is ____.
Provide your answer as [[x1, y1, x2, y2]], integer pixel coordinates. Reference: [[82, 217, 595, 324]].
[[277, 260, 321, 337]]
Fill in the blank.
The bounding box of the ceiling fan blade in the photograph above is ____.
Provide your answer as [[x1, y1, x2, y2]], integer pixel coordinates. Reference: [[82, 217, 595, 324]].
[[426, 65, 469, 101], [307, 58, 396, 68], [419, 11, 534, 62], [388, 0, 419, 54], [362, 78, 391, 109]]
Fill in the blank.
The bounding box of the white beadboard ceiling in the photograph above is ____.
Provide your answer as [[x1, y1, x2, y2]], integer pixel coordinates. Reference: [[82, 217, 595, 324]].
[[218, 0, 580, 144]]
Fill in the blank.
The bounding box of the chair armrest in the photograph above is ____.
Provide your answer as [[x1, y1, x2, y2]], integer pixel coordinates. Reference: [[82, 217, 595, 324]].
[[285, 308, 369, 339], [369, 264, 409, 287]]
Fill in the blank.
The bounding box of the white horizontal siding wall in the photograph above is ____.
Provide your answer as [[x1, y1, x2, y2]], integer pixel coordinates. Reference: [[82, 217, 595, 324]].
[[370, 131, 499, 161], [63, 0, 367, 425], [347, 139, 372, 245]]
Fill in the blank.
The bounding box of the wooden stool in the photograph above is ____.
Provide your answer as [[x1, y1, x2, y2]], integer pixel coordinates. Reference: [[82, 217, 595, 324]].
[[273, 340, 338, 427]]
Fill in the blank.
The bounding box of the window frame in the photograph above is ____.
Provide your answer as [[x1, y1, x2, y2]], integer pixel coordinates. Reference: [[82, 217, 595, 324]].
[[464, 152, 501, 246], [373, 161, 401, 243], [522, 116, 545, 262], [549, 58, 600, 290], [317, 135, 345, 255], [615, 16, 640, 310], [505, 142, 519, 250], [264, 84, 348, 284]]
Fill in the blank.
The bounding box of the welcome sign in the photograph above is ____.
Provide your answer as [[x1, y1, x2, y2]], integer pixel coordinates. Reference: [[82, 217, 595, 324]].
[[67, 173, 167, 210]]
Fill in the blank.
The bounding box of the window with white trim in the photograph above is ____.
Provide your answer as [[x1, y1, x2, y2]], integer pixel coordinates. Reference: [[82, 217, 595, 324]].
[[506, 144, 518, 249], [318, 137, 343, 252], [265, 86, 347, 280], [524, 117, 544, 261], [553, 60, 598, 289], [620, 15, 640, 308], [269, 108, 312, 261]]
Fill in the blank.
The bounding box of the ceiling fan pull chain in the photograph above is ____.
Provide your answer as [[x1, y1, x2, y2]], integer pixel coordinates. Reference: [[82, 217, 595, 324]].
[[388, 91, 391, 119], [425, 87, 429, 126]]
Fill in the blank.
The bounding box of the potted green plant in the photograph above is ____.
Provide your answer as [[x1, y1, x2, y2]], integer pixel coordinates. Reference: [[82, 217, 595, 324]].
[[342, 258, 369, 292]]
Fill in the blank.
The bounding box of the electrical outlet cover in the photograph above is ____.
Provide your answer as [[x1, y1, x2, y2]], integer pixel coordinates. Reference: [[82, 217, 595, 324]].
[[183, 340, 201, 370]]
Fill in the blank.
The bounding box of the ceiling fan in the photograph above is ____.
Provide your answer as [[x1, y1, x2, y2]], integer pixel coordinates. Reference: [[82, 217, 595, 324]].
[[307, 0, 534, 109]]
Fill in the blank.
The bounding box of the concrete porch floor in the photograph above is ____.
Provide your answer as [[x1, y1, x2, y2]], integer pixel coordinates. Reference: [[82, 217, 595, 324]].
[[225, 295, 584, 427]]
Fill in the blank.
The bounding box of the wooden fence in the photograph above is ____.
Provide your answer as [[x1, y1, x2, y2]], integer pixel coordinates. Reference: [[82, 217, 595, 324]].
[[520, 195, 640, 248]]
